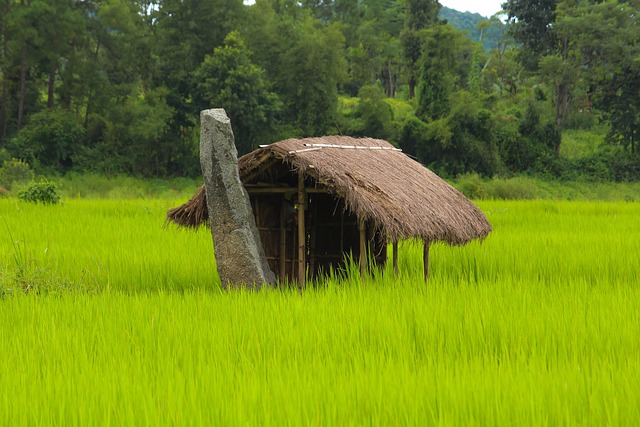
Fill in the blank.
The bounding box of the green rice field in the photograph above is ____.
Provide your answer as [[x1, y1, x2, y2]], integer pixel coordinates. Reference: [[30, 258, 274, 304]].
[[1, 198, 639, 425]]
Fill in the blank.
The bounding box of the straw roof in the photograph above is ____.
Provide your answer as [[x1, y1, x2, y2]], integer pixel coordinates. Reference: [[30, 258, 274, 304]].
[[167, 136, 492, 245]]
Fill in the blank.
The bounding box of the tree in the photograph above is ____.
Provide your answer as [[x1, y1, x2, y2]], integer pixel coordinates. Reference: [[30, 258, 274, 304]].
[[421, 91, 502, 177], [340, 82, 395, 140], [194, 32, 281, 154], [483, 14, 522, 97], [416, 24, 471, 121], [400, 0, 440, 98], [503, 0, 558, 69], [9, 108, 85, 172], [585, 0, 640, 154], [274, 13, 346, 136], [153, 0, 246, 130]]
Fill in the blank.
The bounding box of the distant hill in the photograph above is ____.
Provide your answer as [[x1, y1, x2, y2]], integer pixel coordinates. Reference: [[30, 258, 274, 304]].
[[439, 6, 505, 52]]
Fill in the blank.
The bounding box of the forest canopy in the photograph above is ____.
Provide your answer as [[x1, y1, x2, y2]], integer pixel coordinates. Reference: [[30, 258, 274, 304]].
[[0, 0, 639, 181]]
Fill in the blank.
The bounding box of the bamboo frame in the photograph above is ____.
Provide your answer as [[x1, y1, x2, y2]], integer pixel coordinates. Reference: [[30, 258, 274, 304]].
[[245, 185, 329, 194], [308, 197, 318, 278], [297, 173, 306, 288], [359, 218, 367, 277], [339, 210, 344, 256], [393, 240, 399, 278], [279, 196, 286, 280]]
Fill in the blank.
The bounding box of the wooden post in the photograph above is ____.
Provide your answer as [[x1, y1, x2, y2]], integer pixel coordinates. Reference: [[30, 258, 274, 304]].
[[339, 209, 344, 256], [359, 218, 367, 277], [297, 173, 306, 288], [309, 197, 318, 279], [423, 240, 431, 282], [279, 196, 287, 280], [392, 240, 399, 278], [290, 221, 296, 280]]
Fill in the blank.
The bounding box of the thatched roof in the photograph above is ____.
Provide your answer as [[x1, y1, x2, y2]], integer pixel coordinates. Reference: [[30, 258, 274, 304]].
[[167, 136, 492, 245]]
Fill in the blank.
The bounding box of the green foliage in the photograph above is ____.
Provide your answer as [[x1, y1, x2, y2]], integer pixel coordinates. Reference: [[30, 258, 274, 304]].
[[452, 173, 640, 201], [561, 127, 605, 159], [9, 109, 85, 173], [416, 24, 472, 121], [421, 91, 502, 177], [439, 7, 506, 52], [0, 0, 638, 182], [497, 96, 560, 173], [194, 32, 281, 154], [0, 149, 10, 165], [18, 179, 61, 205], [0, 158, 33, 190], [339, 82, 397, 141], [454, 172, 488, 199], [57, 173, 201, 199], [398, 114, 428, 157], [503, 0, 558, 68], [277, 16, 347, 136]]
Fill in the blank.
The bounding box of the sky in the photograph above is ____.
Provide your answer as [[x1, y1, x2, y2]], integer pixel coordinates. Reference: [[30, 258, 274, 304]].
[[439, 0, 504, 18]]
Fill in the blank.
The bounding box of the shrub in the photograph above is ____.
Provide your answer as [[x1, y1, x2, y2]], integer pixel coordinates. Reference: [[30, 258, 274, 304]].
[[18, 179, 61, 204], [8, 108, 85, 173], [455, 173, 488, 199], [488, 177, 538, 200], [0, 158, 34, 190], [0, 148, 10, 164]]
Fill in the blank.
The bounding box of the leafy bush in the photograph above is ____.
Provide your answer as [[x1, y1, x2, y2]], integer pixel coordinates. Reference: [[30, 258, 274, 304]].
[[0, 148, 10, 165], [18, 179, 61, 204], [8, 108, 85, 173], [455, 173, 488, 199], [488, 177, 538, 200], [0, 158, 34, 190]]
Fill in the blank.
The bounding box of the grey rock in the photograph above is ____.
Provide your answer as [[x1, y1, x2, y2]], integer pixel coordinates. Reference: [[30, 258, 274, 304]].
[[200, 108, 276, 289]]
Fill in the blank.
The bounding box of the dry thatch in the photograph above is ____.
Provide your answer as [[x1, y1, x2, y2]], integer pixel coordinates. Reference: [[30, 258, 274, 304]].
[[166, 185, 208, 228], [167, 136, 491, 245]]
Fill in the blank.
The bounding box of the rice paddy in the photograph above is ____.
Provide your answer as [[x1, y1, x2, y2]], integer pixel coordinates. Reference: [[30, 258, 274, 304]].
[[1, 198, 639, 425]]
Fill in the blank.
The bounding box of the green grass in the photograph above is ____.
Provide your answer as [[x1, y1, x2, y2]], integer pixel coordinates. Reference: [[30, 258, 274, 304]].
[[454, 173, 640, 201], [1, 199, 639, 425], [43, 173, 201, 200]]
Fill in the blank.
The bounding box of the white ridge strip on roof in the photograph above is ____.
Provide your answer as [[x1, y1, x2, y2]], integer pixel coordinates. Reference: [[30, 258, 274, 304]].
[[287, 147, 323, 154], [302, 143, 402, 151]]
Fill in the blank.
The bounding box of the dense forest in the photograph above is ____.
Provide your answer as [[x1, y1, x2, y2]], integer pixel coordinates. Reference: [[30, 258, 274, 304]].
[[0, 0, 639, 180], [439, 6, 504, 51]]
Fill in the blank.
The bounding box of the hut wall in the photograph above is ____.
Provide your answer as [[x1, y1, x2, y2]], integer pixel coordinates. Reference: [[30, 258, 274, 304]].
[[251, 194, 296, 282], [250, 192, 387, 284], [307, 194, 360, 278]]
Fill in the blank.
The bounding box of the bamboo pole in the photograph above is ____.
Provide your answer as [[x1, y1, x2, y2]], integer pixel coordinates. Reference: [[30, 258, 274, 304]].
[[309, 197, 317, 279], [359, 218, 367, 277], [393, 240, 399, 278], [279, 196, 286, 280], [297, 173, 306, 288], [423, 240, 431, 282], [339, 210, 344, 256]]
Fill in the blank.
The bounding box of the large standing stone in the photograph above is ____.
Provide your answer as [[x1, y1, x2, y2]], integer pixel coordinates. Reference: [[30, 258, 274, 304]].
[[200, 109, 276, 289]]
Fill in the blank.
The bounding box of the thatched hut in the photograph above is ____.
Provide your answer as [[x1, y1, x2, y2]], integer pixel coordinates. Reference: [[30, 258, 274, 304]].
[[167, 136, 491, 284]]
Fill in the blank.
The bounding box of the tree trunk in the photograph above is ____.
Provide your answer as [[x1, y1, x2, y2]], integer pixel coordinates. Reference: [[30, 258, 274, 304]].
[[84, 40, 101, 127], [0, 1, 9, 139], [554, 36, 571, 154], [555, 80, 569, 153], [17, 44, 27, 131], [47, 64, 56, 108], [409, 76, 416, 99]]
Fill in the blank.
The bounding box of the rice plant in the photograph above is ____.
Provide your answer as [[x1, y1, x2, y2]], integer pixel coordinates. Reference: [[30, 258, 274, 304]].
[[0, 199, 638, 425]]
